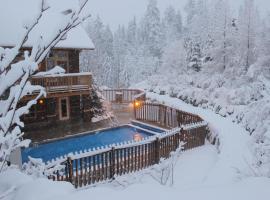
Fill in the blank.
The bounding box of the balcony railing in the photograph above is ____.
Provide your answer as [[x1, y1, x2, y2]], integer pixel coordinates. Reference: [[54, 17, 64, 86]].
[[31, 72, 92, 95]]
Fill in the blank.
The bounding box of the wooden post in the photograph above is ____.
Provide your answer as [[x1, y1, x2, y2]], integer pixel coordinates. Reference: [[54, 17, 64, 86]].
[[67, 157, 73, 184], [133, 101, 137, 119], [155, 137, 160, 164], [176, 129, 181, 150], [110, 147, 115, 179], [179, 128, 185, 150]]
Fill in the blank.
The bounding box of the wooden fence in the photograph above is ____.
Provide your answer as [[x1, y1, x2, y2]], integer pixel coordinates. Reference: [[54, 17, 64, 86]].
[[134, 102, 202, 128], [102, 89, 146, 103], [48, 102, 208, 188]]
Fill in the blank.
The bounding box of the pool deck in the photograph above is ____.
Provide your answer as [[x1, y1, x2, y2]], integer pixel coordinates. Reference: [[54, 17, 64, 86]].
[[24, 103, 135, 143]]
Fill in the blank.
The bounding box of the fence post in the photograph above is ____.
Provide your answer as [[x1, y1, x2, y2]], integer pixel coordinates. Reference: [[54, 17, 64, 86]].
[[133, 101, 137, 119], [110, 147, 115, 179], [179, 128, 185, 150], [67, 157, 73, 184], [155, 137, 160, 164], [175, 129, 181, 150]]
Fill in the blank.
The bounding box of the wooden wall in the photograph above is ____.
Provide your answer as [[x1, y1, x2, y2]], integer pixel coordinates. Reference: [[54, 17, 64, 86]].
[[36, 49, 80, 73], [70, 95, 81, 119], [23, 95, 83, 128]]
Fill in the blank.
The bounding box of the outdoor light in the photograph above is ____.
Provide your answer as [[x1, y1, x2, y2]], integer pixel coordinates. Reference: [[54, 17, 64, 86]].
[[134, 101, 140, 107], [38, 99, 44, 105]]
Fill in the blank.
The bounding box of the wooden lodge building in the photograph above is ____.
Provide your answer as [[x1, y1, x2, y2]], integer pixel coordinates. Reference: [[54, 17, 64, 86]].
[[22, 49, 94, 128], [0, 0, 97, 134]]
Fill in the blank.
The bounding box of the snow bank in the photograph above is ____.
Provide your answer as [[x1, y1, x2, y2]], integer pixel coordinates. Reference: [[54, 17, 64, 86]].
[[0, 168, 74, 200]]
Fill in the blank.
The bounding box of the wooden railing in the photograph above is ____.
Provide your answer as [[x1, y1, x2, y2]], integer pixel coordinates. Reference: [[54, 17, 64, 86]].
[[134, 102, 202, 128], [31, 73, 92, 94], [102, 89, 146, 103], [48, 102, 208, 188]]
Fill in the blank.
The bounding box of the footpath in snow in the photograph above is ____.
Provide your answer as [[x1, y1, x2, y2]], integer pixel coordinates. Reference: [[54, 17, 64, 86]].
[[148, 92, 253, 185]]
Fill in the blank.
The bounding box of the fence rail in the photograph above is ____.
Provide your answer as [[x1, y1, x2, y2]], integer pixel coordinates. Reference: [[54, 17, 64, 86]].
[[31, 73, 92, 94], [101, 89, 146, 103], [48, 101, 208, 188], [134, 102, 202, 128]]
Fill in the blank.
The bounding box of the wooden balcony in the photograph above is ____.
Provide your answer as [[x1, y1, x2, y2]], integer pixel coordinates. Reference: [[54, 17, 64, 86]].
[[30, 72, 92, 98]]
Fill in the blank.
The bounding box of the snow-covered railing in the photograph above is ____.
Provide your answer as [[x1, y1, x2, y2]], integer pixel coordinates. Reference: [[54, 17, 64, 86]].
[[101, 89, 146, 103], [29, 73, 92, 96], [47, 119, 208, 188]]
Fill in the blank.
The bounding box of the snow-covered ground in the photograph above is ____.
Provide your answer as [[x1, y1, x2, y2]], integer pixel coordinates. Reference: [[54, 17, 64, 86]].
[[1, 93, 270, 200], [1, 146, 270, 200], [147, 92, 254, 184]]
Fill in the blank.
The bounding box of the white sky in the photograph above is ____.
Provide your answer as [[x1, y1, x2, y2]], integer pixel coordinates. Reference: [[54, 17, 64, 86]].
[[86, 0, 269, 30]]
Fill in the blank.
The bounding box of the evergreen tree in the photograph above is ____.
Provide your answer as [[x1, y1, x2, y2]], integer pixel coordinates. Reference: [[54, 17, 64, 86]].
[[88, 85, 105, 119], [162, 6, 183, 43], [141, 0, 162, 59], [80, 16, 115, 87], [185, 0, 197, 26], [238, 0, 258, 71], [127, 17, 138, 48]]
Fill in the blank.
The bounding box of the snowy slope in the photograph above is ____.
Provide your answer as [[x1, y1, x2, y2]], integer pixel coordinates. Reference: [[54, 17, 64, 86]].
[[1, 146, 270, 200]]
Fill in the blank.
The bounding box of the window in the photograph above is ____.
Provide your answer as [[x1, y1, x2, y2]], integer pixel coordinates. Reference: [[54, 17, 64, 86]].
[[61, 98, 68, 118], [46, 50, 69, 72]]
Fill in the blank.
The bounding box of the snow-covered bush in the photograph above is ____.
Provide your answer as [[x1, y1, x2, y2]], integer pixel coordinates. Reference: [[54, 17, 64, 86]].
[[22, 157, 64, 178]]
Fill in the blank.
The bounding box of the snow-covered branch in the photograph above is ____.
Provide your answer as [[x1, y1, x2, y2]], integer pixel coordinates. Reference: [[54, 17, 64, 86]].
[[0, 0, 90, 173], [22, 157, 65, 178]]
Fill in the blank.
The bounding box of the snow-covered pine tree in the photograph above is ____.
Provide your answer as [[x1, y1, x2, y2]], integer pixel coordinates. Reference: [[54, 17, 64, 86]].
[[185, 0, 197, 26], [81, 16, 115, 87], [88, 85, 105, 120], [113, 25, 127, 88], [184, 0, 210, 72], [127, 17, 138, 49], [141, 0, 162, 60], [206, 0, 234, 72], [238, 0, 258, 71], [162, 6, 183, 44]]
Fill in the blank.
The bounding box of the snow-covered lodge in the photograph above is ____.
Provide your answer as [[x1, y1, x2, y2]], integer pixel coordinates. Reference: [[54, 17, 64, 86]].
[[0, 0, 95, 134]]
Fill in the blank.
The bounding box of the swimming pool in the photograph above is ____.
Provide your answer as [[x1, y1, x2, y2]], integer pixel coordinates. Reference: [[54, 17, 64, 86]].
[[21, 125, 158, 163]]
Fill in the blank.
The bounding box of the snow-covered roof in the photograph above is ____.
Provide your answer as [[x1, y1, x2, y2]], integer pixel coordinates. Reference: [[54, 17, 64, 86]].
[[0, 0, 95, 50]]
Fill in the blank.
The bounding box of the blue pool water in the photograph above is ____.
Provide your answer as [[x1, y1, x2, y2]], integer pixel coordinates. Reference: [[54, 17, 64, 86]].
[[22, 125, 155, 163]]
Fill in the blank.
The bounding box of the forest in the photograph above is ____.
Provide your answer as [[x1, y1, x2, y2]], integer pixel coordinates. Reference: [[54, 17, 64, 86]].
[[81, 0, 270, 177]]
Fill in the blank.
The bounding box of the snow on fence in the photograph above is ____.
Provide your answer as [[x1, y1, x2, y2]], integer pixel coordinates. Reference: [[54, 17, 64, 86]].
[[47, 101, 208, 188]]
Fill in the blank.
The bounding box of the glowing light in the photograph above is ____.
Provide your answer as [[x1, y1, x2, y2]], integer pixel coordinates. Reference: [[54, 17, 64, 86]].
[[38, 99, 44, 105], [134, 133, 142, 142], [134, 101, 140, 107]]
